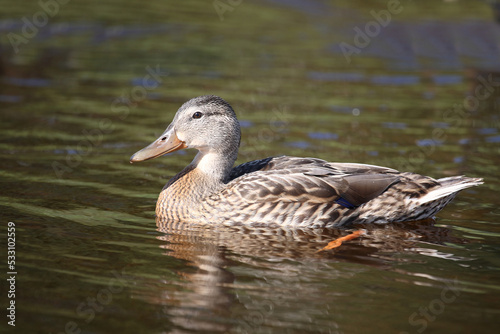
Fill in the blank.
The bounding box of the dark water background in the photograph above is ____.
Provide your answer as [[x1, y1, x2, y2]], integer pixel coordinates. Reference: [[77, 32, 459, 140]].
[[1, 1, 500, 333]]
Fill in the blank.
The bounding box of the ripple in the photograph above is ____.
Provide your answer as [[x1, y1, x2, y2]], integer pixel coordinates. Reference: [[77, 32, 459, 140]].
[[416, 138, 443, 147], [477, 128, 498, 135], [382, 122, 407, 129], [308, 71, 365, 82], [308, 132, 338, 140], [285, 141, 311, 149], [486, 135, 500, 143], [0, 95, 22, 103], [4, 77, 51, 87], [239, 120, 254, 128], [410, 248, 473, 261], [329, 105, 354, 113], [431, 122, 450, 128], [432, 74, 463, 85], [371, 75, 420, 85]]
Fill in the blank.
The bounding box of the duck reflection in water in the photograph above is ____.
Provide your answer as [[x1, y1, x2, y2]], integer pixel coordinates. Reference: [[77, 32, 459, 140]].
[[141, 217, 465, 333]]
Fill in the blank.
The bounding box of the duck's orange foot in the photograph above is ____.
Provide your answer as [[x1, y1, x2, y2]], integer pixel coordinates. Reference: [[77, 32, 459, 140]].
[[317, 230, 365, 252]]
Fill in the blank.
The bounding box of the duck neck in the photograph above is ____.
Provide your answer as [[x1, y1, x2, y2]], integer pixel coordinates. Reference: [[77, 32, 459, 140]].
[[189, 148, 237, 187], [162, 148, 237, 206]]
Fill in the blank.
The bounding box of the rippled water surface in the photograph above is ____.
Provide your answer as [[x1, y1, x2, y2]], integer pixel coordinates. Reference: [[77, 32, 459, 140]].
[[1, 1, 500, 333]]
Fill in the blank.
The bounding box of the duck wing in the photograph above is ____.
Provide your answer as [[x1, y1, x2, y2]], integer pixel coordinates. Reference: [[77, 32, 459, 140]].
[[224, 156, 400, 208]]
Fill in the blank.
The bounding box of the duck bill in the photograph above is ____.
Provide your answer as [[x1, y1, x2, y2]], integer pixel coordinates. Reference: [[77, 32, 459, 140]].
[[130, 125, 187, 163]]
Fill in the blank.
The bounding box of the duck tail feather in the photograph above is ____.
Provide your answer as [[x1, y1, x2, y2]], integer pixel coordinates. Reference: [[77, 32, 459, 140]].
[[418, 176, 483, 204]]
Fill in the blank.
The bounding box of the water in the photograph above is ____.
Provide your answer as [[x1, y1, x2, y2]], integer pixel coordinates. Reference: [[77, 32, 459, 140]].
[[1, 1, 500, 333]]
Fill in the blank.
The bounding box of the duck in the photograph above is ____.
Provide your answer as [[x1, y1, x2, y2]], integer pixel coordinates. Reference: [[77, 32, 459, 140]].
[[130, 95, 483, 228]]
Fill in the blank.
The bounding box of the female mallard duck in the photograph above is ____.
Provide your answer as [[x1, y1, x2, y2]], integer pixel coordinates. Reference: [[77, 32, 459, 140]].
[[130, 95, 483, 228]]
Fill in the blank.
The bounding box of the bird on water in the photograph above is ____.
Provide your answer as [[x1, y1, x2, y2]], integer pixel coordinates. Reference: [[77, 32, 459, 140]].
[[130, 95, 483, 229]]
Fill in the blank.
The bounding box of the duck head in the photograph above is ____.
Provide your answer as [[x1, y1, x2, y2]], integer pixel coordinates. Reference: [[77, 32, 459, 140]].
[[130, 95, 241, 163]]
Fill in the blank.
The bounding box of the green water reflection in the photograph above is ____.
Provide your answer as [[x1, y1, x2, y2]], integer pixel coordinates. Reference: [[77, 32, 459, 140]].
[[1, 0, 499, 333]]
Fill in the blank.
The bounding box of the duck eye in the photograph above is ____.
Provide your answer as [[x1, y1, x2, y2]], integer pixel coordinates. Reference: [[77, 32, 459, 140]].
[[192, 111, 203, 119]]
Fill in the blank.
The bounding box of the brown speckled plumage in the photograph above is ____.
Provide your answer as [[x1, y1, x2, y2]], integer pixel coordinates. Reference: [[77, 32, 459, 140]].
[[131, 95, 483, 228]]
